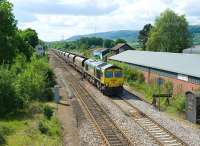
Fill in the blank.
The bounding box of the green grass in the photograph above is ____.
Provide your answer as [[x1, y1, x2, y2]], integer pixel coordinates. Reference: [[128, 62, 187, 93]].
[[128, 81, 186, 115], [110, 60, 187, 118], [0, 102, 62, 146]]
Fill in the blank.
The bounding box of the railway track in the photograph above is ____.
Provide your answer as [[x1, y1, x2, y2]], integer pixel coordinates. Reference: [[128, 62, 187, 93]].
[[112, 97, 188, 146], [53, 51, 134, 146]]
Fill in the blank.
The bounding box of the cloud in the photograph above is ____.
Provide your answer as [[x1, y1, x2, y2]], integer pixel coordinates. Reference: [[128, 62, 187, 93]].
[[11, 0, 119, 16], [9, 0, 200, 41]]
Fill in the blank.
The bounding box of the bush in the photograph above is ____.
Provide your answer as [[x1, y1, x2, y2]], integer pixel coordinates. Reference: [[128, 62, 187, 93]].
[[38, 120, 48, 134], [38, 118, 61, 136], [0, 126, 13, 146], [174, 96, 185, 112], [0, 66, 24, 116], [43, 105, 53, 120], [15, 68, 45, 101], [43, 88, 54, 101], [45, 68, 56, 88], [0, 132, 6, 146], [161, 80, 173, 94]]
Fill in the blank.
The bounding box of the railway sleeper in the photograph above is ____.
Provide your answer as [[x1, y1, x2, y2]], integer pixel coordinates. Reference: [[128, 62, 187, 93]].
[[162, 139, 178, 143], [167, 143, 182, 146]]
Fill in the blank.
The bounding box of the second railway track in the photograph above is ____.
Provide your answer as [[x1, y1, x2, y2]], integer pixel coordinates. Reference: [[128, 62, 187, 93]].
[[112, 97, 188, 146], [53, 51, 134, 146]]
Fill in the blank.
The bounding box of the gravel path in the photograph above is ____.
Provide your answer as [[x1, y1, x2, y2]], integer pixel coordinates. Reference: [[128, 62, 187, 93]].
[[122, 90, 200, 146], [50, 52, 103, 146]]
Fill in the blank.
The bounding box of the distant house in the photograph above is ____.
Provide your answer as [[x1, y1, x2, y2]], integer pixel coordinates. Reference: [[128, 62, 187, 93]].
[[183, 45, 200, 54], [35, 45, 44, 56], [111, 43, 134, 55], [93, 48, 110, 60]]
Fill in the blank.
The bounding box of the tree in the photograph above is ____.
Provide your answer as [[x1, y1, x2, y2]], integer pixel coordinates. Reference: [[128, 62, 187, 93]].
[[146, 9, 192, 53], [104, 39, 115, 48], [20, 28, 39, 48], [0, 0, 17, 64], [15, 32, 34, 60], [115, 38, 127, 45], [138, 24, 153, 49]]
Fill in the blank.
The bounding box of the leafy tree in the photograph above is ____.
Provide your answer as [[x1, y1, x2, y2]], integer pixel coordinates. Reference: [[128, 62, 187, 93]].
[[115, 38, 127, 44], [0, 65, 24, 116], [104, 39, 115, 48], [0, 0, 17, 64], [146, 9, 192, 53], [15, 32, 34, 60], [138, 24, 153, 49], [20, 28, 39, 48]]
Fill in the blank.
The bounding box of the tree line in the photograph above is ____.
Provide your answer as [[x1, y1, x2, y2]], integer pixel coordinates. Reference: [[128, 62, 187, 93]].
[[0, 0, 40, 64], [0, 0, 54, 117], [49, 36, 127, 51]]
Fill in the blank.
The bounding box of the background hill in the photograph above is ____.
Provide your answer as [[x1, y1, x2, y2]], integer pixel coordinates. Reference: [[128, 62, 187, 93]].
[[65, 25, 200, 44], [66, 30, 139, 43], [189, 25, 200, 45]]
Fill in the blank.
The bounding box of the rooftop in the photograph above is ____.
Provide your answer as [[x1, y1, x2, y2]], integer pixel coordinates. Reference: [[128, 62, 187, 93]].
[[93, 48, 109, 53], [183, 45, 200, 54], [111, 43, 133, 51], [109, 50, 200, 78]]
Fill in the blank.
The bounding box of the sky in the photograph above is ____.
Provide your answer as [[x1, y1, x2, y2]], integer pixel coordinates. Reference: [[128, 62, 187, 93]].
[[9, 0, 200, 41]]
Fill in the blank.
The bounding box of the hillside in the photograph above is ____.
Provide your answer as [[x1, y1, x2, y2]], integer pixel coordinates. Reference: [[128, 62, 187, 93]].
[[65, 25, 200, 45], [66, 30, 139, 43], [189, 25, 200, 45]]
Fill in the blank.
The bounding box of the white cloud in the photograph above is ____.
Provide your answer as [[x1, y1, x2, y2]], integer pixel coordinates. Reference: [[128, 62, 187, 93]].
[[9, 0, 200, 41]]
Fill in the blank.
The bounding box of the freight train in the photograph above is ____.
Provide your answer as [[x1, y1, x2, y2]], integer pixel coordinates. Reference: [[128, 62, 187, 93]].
[[53, 49, 124, 96]]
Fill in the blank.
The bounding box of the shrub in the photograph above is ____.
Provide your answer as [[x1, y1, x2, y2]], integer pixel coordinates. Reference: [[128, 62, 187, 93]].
[[43, 105, 53, 120], [45, 68, 56, 88], [0, 132, 6, 146], [43, 88, 54, 101], [38, 118, 61, 136], [0, 66, 24, 116], [0, 126, 13, 146], [163, 80, 173, 94], [174, 96, 185, 112], [38, 120, 48, 134], [14, 68, 45, 101]]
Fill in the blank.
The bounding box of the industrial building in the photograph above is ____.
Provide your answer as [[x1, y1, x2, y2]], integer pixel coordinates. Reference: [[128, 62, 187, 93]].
[[110, 50, 200, 94], [183, 45, 200, 55]]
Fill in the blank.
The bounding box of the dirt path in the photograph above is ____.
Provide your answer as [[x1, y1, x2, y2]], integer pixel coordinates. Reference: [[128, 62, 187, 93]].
[[48, 52, 80, 146]]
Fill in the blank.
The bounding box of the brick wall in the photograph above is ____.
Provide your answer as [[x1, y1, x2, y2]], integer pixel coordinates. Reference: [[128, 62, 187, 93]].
[[142, 70, 200, 95]]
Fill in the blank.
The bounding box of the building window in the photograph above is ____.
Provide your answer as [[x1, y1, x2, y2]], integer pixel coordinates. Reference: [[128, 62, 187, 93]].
[[188, 76, 200, 85]]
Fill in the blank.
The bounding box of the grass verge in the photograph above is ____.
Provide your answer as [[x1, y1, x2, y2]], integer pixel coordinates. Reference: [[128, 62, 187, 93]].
[[0, 102, 62, 146]]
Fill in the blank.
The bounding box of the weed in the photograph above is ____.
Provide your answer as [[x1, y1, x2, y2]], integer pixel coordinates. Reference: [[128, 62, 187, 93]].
[[43, 105, 53, 120]]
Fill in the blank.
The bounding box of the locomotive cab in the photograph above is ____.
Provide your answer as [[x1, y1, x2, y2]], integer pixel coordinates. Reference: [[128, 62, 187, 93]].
[[100, 65, 124, 96]]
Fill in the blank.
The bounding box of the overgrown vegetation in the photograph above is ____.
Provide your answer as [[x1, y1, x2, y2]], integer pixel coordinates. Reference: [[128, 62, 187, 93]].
[[0, 1, 58, 144], [111, 61, 186, 114], [0, 55, 55, 117], [0, 102, 62, 146], [43, 105, 54, 120]]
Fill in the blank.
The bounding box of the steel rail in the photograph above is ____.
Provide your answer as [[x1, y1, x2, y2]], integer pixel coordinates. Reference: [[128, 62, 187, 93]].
[[117, 97, 188, 146], [53, 51, 134, 146]]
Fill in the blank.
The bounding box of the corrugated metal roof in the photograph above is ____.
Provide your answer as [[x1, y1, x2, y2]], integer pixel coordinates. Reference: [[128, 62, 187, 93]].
[[110, 50, 200, 78], [183, 45, 200, 54]]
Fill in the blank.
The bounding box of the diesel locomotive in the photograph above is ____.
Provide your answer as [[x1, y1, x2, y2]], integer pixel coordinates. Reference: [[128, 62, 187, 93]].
[[54, 49, 124, 96]]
